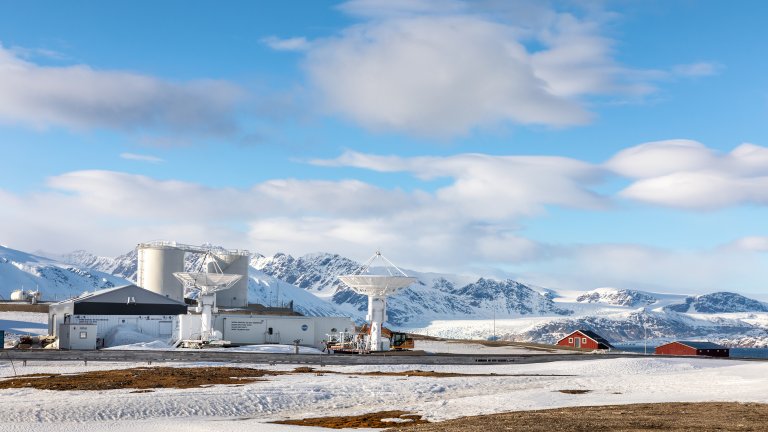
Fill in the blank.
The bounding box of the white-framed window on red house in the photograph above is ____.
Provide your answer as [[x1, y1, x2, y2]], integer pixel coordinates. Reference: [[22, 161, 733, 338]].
[[582, 338, 587, 344], [568, 338, 573, 343]]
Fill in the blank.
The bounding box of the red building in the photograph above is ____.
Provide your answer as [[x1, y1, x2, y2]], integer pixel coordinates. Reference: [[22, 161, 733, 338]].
[[556, 330, 614, 350], [655, 341, 729, 357]]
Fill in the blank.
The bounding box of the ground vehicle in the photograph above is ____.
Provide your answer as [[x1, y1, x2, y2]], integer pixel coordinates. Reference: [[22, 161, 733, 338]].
[[324, 325, 414, 353], [389, 330, 414, 350]]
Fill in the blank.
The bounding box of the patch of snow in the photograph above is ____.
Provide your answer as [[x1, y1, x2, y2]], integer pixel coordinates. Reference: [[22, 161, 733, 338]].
[[104, 326, 166, 347], [0, 356, 766, 432], [104, 340, 174, 351]]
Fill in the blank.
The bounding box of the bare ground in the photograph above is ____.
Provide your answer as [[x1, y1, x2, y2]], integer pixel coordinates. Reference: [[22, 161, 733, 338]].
[[0, 367, 286, 390], [0, 366, 532, 391], [386, 402, 768, 432], [273, 410, 429, 429]]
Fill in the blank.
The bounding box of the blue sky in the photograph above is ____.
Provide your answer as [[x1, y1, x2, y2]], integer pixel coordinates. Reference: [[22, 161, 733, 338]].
[[1, 0, 767, 298]]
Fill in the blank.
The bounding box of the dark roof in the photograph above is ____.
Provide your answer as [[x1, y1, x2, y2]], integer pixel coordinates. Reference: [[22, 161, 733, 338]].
[[674, 341, 728, 350], [577, 330, 614, 349], [56, 284, 185, 306]]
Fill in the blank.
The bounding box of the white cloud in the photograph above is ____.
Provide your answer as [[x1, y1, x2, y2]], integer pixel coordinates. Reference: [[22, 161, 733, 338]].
[[619, 171, 768, 210], [608, 141, 768, 209], [0, 159, 576, 268], [672, 62, 721, 77], [337, 0, 466, 18], [0, 44, 244, 136], [8, 45, 69, 61], [529, 13, 651, 98], [119, 153, 164, 164], [265, 0, 699, 137], [606, 139, 717, 178], [315, 150, 608, 219], [727, 236, 768, 252], [247, 215, 543, 272], [0, 170, 418, 255], [522, 242, 768, 295], [304, 14, 590, 136], [261, 36, 312, 52]]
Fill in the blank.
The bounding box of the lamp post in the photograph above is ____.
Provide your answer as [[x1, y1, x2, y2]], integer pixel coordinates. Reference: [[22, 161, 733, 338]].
[[493, 307, 496, 341], [642, 308, 648, 355]]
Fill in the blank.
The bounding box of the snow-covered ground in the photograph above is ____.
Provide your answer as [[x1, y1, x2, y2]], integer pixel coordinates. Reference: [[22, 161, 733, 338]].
[[416, 339, 574, 355], [1, 311, 48, 347], [1, 311, 767, 431], [0, 357, 766, 432], [403, 317, 558, 340]]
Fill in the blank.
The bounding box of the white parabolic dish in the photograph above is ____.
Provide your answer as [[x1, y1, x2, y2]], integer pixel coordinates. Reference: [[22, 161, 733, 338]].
[[173, 272, 242, 293], [338, 275, 416, 297]]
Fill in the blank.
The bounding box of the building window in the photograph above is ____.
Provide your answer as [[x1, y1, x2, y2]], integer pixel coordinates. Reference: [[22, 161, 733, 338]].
[[582, 338, 587, 344], [79, 331, 88, 339], [568, 338, 573, 343]]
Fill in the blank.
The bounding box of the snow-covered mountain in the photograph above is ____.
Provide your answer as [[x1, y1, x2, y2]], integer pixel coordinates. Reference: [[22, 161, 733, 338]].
[[576, 287, 658, 307], [665, 292, 768, 313], [0, 246, 128, 301], [60, 249, 138, 281], [15, 245, 768, 348], [251, 253, 573, 325]]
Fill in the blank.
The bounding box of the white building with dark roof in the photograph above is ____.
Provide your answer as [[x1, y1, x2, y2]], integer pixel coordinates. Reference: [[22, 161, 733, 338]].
[[48, 284, 188, 347]]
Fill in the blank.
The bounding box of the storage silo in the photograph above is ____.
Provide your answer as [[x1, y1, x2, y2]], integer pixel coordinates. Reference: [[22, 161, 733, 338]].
[[206, 252, 250, 308], [137, 243, 186, 302]]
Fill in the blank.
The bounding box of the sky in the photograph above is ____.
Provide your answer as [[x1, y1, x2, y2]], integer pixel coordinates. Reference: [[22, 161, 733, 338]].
[[0, 0, 767, 298]]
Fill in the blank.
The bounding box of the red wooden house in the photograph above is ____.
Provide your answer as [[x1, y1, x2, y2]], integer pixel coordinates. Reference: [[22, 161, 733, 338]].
[[654, 341, 729, 357], [556, 330, 614, 350]]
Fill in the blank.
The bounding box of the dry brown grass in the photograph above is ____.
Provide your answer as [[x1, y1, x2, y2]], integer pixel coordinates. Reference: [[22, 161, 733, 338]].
[[557, 389, 592, 394], [386, 402, 768, 432], [293, 366, 569, 378], [0, 367, 284, 391], [0, 366, 534, 392], [273, 410, 429, 429]]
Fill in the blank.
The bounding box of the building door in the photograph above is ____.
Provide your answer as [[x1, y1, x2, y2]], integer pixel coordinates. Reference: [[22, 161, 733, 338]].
[[574, 337, 580, 348], [158, 321, 172, 338]]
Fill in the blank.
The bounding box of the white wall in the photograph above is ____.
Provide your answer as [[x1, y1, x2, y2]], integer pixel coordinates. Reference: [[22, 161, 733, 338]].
[[58, 324, 97, 350], [219, 316, 267, 344], [175, 313, 355, 347], [71, 314, 176, 345], [137, 245, 185, 302]]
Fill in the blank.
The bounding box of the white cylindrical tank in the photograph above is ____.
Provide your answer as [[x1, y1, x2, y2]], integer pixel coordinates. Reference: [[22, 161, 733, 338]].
[[206, 253, 249, 308], [137, 244, 186, 302], [10, 290, 25, 301]]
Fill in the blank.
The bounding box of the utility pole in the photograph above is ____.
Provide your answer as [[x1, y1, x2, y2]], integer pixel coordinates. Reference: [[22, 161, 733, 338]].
[[493, 308, 496, 341], [643, 309, 648, 355]]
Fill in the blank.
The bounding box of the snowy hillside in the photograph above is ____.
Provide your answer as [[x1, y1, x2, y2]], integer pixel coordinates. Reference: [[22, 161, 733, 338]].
[[0, 246, 128, 301], [44, 246, 768, 347], [251, 252, 359, 297], [665, 292, 768, 313], [576, 287, 658, 307], [245, 268, 351, 317]]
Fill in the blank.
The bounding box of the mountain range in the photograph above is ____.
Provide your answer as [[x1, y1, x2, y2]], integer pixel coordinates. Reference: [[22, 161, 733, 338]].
[[2, 244, 767, 347]]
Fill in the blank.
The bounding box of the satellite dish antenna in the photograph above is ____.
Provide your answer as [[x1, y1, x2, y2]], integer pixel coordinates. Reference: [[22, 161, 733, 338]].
[[174, 253, 242, 344], [338, 251, 416, 351]]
